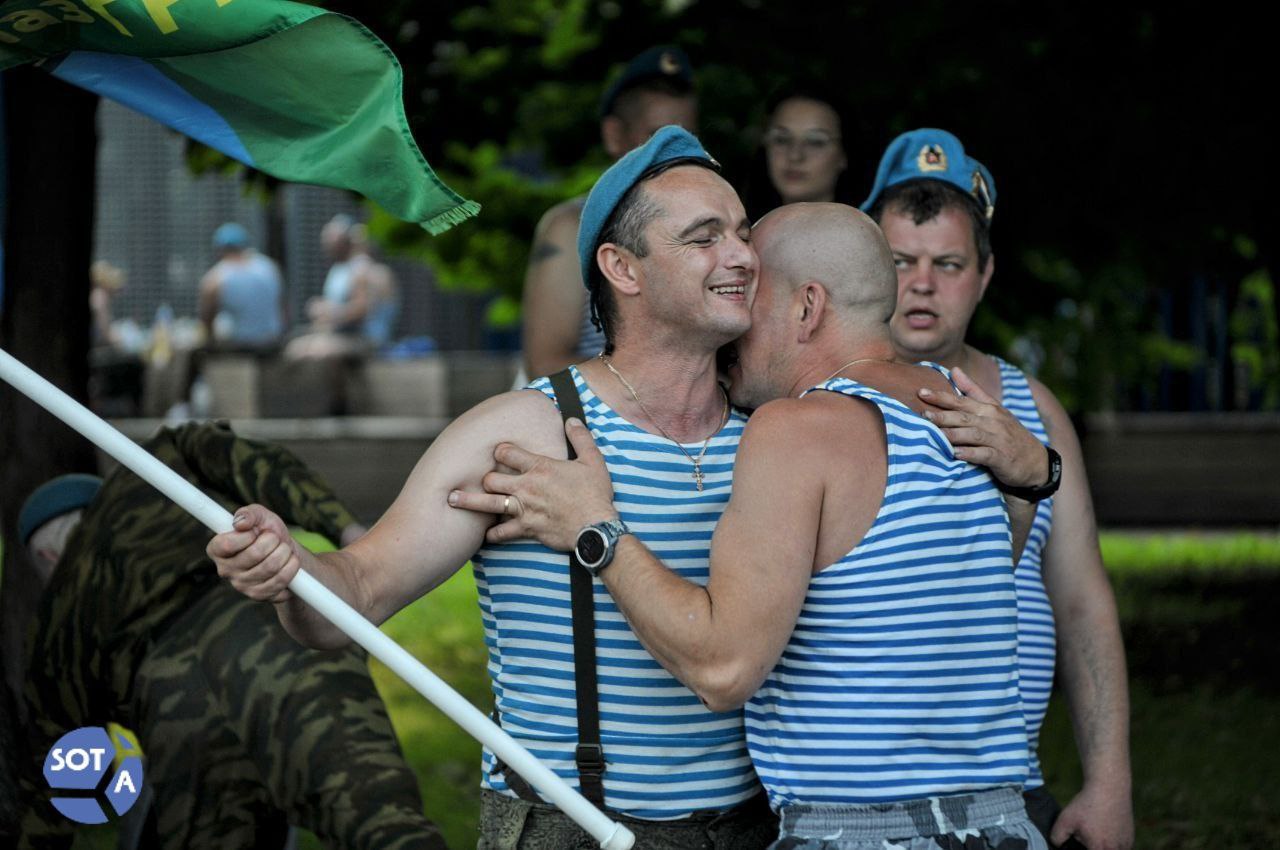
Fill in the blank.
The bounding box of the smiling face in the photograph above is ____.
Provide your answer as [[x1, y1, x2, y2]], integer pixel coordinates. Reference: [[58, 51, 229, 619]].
[[764, 97, 847, 205], [607, 166, 757, 352], [880, 204, 994, 364]]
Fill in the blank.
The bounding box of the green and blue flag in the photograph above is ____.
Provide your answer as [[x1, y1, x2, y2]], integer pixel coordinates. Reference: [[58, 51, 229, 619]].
[[0, 0, 479, 234]]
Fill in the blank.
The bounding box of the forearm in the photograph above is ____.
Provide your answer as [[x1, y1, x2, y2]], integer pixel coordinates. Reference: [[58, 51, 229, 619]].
[[1056, 584, 1131, 790], [601, 537, 748, 710], [272, 548, 371, 650]]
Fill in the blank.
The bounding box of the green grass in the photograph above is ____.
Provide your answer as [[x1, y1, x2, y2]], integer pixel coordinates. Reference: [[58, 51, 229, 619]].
[[46, 532, 1280, 848], [1100, 530, 1280, 572]]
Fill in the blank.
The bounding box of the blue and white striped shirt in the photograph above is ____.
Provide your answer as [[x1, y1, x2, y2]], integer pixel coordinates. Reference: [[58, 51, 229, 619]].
[[996, 357, 1056, 789], [473, 366, 761, 818], [744, 376, 1028, 809]]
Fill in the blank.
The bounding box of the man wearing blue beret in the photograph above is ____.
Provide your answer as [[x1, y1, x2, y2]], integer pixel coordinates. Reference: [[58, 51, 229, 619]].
[[210, 126, 779, 847], [520, 45, 698, 380], [863, 128, 1133, 850]]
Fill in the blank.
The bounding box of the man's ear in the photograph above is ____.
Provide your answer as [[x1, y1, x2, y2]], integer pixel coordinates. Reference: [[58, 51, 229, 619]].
[[598, 243, 642, 297], [978, 252, 995, 301], [601, 116, 628, 160], [796, 281, 828, 343]]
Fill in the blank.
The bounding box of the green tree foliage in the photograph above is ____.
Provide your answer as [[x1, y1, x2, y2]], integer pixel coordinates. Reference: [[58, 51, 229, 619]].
[[307, 1, 1272, 412]]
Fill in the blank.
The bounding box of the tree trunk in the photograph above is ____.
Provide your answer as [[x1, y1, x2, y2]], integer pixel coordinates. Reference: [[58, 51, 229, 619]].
[[0, 66, 99, 739]]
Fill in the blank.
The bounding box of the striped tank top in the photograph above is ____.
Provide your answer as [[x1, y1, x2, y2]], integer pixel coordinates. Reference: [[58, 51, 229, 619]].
[[744, 375, 1028, 809], [995, 357, 1055, 789], [473, 366, 761, 818]]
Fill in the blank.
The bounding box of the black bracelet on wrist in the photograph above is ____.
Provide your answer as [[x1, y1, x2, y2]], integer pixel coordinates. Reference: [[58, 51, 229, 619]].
[[994, 445, 1062, 502]]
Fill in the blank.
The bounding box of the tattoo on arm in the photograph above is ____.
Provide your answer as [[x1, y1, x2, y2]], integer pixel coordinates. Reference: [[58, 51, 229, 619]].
[[530, 241, 561, 263]]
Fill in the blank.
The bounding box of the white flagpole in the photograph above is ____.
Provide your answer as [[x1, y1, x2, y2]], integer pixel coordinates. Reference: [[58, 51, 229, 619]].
[[0, 348, 634, 850]]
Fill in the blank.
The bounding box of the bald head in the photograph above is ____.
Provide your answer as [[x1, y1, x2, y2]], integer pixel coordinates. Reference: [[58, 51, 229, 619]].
[[754, 203, 898, 325]]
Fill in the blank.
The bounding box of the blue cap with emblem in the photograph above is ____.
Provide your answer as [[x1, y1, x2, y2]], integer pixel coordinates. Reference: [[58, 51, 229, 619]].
[[599, 45, 694, 120], [860, 128, 996, 221], [578, 125, 718, 287], [18, 473, 103, 547]]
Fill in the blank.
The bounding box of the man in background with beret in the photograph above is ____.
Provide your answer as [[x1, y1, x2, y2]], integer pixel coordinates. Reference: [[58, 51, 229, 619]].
[[210, 127, 778, 848], [863, 128, 1133, 850], [520, 45, 699, 380], [14, 422, 442, 850]]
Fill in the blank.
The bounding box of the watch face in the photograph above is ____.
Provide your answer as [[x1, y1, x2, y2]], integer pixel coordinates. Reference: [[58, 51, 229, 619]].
[[576, 529, 606, 567]]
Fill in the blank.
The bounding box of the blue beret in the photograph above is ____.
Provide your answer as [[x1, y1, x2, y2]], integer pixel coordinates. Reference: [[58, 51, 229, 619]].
[[18, 473, 102, 546], [599, 45, 694, 120], [578, 125, 718, 287], [212, 222, 250, 250], [861, 128, 996, 221]]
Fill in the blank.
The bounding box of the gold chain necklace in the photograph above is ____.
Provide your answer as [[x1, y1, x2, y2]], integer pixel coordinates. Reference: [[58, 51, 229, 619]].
[[819, 357, 897, 386], [600, 354, 729, 492]]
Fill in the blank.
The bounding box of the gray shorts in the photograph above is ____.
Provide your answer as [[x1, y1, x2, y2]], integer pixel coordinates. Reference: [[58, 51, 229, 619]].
[[477, 787, 778, 850], [770, 786, 1048, 850]]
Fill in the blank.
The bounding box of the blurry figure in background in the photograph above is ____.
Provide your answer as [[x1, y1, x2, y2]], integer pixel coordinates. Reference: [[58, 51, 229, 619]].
[[520, 45, 698, 378], [14, 423, 444, 850], [197, 222, 285, 350], [89, 260, 126, 348], [286, 214, 399, 360], [87, 261, 147, 416], [743, 86, 856, 221]]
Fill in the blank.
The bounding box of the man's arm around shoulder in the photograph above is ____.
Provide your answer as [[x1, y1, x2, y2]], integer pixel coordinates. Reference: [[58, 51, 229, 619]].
[[603, 399, 829, 711]]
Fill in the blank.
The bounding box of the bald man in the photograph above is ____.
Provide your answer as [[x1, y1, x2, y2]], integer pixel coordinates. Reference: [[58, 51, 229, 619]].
[[450, 204, 1055, 849]]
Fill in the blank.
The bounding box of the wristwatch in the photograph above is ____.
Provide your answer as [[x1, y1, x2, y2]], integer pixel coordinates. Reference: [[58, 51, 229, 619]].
[[574, 518, 631, 577], [995, 445, 1062, 502]]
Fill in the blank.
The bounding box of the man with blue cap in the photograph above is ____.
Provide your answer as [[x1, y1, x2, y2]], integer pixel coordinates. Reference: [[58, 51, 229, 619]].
[[863, 128, 1133, 850], [197, 222, 285, 348], [520, 45, 698, 380], [210, 126, 778, 848]]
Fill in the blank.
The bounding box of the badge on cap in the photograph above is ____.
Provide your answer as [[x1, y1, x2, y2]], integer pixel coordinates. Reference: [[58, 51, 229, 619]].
[[659, 51, 682, 75], [972, 170, 994, 221], [917, 144, 947, 173]]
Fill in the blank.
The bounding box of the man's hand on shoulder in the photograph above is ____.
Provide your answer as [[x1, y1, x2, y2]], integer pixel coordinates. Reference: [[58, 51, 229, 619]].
[[448, 416, 616, 551], [921, 366, 1051, 489]]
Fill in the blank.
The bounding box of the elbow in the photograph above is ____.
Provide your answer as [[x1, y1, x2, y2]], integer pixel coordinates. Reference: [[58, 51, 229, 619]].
[[691, 660, 761, 713]]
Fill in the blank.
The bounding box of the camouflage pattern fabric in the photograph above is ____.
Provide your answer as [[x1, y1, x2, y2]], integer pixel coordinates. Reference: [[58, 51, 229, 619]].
[[17, 422, 444, 849], [477, 787, 778, 850], [769, 787, 1047, 850]]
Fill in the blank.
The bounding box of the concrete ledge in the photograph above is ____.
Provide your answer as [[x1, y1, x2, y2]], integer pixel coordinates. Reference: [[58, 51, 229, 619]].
[[108, 417, 449, 524], [1082, 413, 1280, 526]]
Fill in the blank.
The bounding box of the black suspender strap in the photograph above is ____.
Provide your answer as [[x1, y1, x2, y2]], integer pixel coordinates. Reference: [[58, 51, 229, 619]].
[[547, 368, 607, 808]]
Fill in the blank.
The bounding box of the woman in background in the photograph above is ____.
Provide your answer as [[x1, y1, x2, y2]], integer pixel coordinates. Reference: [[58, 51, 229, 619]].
[[743, 86, 856, 220]]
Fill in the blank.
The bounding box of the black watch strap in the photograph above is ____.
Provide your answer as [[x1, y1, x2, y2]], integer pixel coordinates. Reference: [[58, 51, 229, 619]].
[[995, 444, 1062, 502]]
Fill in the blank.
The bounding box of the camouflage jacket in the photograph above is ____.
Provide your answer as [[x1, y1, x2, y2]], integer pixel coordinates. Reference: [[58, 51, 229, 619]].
[[23, 421, 359, 733]]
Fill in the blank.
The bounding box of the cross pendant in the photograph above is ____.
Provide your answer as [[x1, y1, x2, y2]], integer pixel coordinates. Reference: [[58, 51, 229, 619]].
[[693, 464, 704, 492]]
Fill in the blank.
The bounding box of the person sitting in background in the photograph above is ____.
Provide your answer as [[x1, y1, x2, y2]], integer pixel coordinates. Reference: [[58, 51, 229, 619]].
[[197, 222, 285, 349], [89, 260, 126, 349], [286, 214, 399, 360], [520, 45, 698, 379], [743, 86, 857, 221]]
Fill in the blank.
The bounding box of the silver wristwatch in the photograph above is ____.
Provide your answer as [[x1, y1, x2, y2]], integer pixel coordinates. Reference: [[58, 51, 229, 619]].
[[574, 518, 631, 577]]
